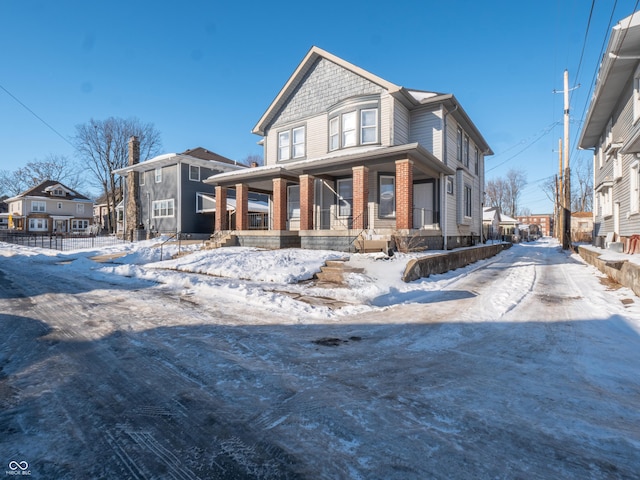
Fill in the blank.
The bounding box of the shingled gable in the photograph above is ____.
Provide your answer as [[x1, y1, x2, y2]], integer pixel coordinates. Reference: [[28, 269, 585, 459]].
[[252, 46, 419, 137]]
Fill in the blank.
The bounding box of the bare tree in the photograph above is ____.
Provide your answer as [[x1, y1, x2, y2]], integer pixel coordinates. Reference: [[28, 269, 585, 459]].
[[485, 178, 506, 211], [243, 154, 263, 166], [504, 168, 527, 218], [571, 156, 593, 213], [0, 154, 81, 197], [485, 168, 527, 218], [74, 117, 161, 233]]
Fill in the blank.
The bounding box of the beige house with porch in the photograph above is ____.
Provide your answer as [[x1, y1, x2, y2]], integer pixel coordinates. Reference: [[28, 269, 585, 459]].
[[205, 46, 492, 252]]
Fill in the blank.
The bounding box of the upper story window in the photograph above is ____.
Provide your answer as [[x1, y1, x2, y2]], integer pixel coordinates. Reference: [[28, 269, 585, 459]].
[[328, 96, 379, 152], [76, 203, 85, 214], [31, 200, 46, 212], [278, 126, 306, 161], [140, 171, 145, 186], [464, 135, 470, 168], [634, 65, 640, 124], [189, 165, 200, 181], [57, 202, 63, 209], [52, 188, 65, 196], [155, 167, 162, 183], [474, 146, 479, 174], [457, 128, 463, 163]]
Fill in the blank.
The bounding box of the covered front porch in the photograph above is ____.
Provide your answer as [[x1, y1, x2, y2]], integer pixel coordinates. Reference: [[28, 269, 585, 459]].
[[204, 144, 454, 252]]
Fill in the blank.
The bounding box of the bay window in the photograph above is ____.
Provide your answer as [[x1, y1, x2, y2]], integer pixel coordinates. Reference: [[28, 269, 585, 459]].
[[327, 97, 379, 151]]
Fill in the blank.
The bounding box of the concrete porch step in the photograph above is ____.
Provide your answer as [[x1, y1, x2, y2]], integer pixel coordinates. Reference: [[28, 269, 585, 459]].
[[315, 258, 364, 286], [355, 238, 391, 254], [206, 234, 238, 249]]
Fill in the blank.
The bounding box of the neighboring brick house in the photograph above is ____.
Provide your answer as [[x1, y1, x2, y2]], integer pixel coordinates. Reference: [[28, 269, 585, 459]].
[[3, 180, 94, 233], [204, 46, 492, 252], [516, 214, 553, 237], [578, 11, 640, 250]]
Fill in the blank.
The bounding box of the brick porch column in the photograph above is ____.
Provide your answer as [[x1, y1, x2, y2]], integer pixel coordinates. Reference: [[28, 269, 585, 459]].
[[236, 183, 249, 231], [352, 166, 368, 230], [215, 186, 228, 231], [272, 178, 287, 231], [299, 174, 314, 231], [395, 159, 413, 230]]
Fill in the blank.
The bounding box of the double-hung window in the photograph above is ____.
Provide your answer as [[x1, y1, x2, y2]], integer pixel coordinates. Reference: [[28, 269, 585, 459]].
[[329, 117, 340, 151], [634, 65, 640, 124], [464, 185, 472, 217], [76, 203, 85, 214], [464, 135, 470, 168], [342, 111, 357, 147], [152, 199, 175, 218], [361, 109, 377, 144], [32, 201, 46, 212], [337, 178, 353, 217], [631, 161, 640, 214], [278, 126, 305, 161], [457, 128, 463, 163], [155, 167, 162, 183], [189, 165, 200, 181]]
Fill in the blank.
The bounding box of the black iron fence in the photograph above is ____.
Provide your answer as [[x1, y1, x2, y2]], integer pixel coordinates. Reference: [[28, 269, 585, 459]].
[[0, 231, 129, 251]]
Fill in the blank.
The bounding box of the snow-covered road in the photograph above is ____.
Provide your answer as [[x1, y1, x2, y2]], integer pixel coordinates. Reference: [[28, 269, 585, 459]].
[[1, 240, 639, 478]]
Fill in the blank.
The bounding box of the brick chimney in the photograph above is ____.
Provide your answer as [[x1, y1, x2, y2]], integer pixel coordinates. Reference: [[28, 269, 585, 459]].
[[125, 136, 141, 240]]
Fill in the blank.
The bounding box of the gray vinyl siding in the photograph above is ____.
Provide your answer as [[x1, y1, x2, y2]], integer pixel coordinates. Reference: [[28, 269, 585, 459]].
[[179, 164, 216, 234], [593, 74, 640, 238], [392, 98, 409, 146], [409, 105, 442, 157]]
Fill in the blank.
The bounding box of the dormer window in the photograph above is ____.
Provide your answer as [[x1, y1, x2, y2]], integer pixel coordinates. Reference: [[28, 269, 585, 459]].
[[53, 188, 64, 196]]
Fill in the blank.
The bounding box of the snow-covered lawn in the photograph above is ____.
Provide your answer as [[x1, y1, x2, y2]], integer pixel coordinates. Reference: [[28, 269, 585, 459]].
[[1, 237, 639, 478]]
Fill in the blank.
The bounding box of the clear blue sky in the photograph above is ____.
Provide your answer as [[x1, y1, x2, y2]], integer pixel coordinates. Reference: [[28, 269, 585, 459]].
[[1, 0, 638, 213]]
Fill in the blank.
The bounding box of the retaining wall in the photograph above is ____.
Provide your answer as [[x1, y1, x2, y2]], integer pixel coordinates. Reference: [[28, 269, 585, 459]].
[[577, 245, 640, 297], [402, 243, 512, 283]]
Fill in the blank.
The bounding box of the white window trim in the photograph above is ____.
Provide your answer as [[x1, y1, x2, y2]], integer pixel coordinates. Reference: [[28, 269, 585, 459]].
[[152, 199, 175, 218], [155, 167, 162, 183], [328, 105, 379, 151], [76, 203, 85, 214], [29, 218, 48, 231], [292, 126, 305, 159], [360, 108, 378, 145], [31, 200, 46, 213], [631, 160, 640, 214], [140, 171, 145, 186], [189, 165, 200, 182]]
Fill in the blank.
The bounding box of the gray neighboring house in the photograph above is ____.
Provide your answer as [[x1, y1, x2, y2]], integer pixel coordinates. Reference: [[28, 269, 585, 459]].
[[579, 11, 640, 249], [114, 145, 245, 239]]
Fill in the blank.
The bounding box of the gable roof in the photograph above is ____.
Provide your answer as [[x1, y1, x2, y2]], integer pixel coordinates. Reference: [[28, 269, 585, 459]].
[[579, 11, 640, 148], [251, 46, 492, 155], [8, 180, 90, 202], [181, 147, 239, 165], [113, 148, 244, 175]]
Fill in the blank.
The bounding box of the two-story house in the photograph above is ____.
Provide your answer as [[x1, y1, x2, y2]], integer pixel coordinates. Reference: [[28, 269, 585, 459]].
[[4, 180, 94, 233], [114, 143, 253, 240], [205, 46, 492, 252], [579, 11, 640, 250]]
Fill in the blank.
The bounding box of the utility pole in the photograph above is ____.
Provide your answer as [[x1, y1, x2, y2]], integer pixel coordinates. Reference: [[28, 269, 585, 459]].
[[556, 138, 563, 240], [563, 70, 571, 250]]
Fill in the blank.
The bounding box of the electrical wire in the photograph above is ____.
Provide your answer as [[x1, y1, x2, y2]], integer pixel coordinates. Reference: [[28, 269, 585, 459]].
[[0, 82, 75, 149]]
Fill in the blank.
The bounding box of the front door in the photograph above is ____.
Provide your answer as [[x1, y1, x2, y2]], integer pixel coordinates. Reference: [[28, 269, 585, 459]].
[[413, 182, 434, 228], [55, 219, 67, 233]]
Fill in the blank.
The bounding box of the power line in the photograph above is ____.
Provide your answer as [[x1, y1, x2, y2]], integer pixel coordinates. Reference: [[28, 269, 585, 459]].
[[486, 122, 560, 173], [0, 82, 75, 149]]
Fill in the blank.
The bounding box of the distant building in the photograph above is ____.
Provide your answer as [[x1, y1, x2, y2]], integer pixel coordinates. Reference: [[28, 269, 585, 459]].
[[517, 214, 553, 236], [571, 212, 593, 243]]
